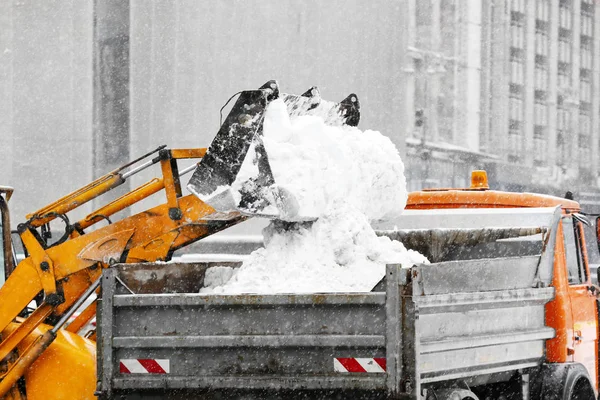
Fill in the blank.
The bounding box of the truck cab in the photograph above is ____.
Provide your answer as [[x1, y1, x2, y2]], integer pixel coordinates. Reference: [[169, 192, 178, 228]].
[[405, 172, 600, 396]]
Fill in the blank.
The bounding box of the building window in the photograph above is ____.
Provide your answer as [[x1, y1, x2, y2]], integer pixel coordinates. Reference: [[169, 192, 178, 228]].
[[440, 0, 456, 56], [511, 20, 525, 49], [534, 101, 548, 165], [511, 0, 526, 13], [534, 131, 548, 165], [536, 30, 548, 56], [558, 38, 572, 64], [536, 0, 549, 21], [557, 106, 571, 132], [581, 10, 594, 37], [415, 0, 432, 48], [558, 68, 571, 89], [557, 106, 571, 165], [511, 59, 525, 85], [535, 64, 548, 90], [559, 3, 572, 30], [509, 94, 524, 123], [508, 129, 524, 161], [581, 42, 592, 70], [509, 93, 524, 161], [535, 101, 548, 127], [437, 66, 455, 143], [579, 111, 591, 166], [581, 76, 592, 103]]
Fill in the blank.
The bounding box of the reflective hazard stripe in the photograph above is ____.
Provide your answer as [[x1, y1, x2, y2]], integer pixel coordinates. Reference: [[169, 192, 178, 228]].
[[119, 359, 170, 374], [334, 357, 386, 373]]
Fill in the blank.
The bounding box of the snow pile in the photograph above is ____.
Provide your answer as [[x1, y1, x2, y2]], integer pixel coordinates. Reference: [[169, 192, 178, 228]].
[[230, 99, 408, 221], [202, 202, 428, 294], [200, 98, 427, 294]]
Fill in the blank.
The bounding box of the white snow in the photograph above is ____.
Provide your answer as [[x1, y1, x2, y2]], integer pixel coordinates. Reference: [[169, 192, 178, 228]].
[[202, 266, 237, 289], [201, 202, 428, 294], [230, 98, 408, 221], [200, 97, 427, 294]]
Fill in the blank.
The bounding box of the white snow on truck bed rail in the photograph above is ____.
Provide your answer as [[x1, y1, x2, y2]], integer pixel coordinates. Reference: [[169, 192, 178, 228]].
[[374, 207, 561, 231]]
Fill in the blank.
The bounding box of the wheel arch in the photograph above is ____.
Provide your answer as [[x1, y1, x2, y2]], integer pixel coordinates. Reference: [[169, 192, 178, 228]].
[[539, 363, 596, 400]]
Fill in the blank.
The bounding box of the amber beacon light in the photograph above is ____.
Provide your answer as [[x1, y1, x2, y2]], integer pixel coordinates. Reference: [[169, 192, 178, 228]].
[[470, 170, 489, 190]]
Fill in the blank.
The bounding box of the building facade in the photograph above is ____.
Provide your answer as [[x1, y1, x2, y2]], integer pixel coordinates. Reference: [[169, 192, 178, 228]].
[[406, 0, 600, 211]]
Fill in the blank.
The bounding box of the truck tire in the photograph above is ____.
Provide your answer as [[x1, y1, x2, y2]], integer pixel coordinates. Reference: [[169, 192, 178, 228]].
[[539, 363, 596, 400], [565, 375, 595, 400]]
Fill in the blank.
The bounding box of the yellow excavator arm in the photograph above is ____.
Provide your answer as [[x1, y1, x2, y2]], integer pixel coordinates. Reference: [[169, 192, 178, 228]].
[[0, 147, 245, 397]]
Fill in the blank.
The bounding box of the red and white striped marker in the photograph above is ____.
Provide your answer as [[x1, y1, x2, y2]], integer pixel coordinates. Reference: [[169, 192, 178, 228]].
[[334, 357, 386, 373], [119, 359, 170, 374]]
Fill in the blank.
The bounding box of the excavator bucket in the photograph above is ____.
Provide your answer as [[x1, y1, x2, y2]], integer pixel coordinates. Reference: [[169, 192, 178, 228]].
[[187, 80, 360, 219]]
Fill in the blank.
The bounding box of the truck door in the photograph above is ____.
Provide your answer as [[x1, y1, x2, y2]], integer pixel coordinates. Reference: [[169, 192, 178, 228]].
[[563, 216, 598, 388]]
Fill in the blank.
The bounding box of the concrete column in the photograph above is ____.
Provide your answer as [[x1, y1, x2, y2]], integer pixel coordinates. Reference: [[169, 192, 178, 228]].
[[399, 0, 410, 157], [0, 3, 13, 186], [405, 66, 416, 141], [429, 0, 440, 142], [407, 0, 416, 51], [10, 1, 93, 219], [591, 2, 600, 177], [405, 0, 417, 142], [464, 0, 482, 151], [547, 0, 560, 167], [523, 0, 536, 166], [489, 0, 510, 160], [148, 2, 176, 149], [452, 0, 463, 143], [571, 0, 581, 170], [479, 0, 492, 151], [93, 0, 130, 183]]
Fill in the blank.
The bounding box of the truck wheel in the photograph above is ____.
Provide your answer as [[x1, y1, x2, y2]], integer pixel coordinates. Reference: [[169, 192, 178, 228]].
[[567, 377, 595, 400], [540, 363, 596, 400]]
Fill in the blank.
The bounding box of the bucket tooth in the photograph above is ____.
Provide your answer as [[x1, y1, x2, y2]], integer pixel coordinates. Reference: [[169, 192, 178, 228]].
[[259, 80, 280, 100], [301, 86, 319, 98], [283, 86, 322, 119], [337, 93, 360, 127]]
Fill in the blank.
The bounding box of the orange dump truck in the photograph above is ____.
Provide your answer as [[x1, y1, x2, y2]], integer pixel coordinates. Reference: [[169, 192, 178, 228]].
[[2, 171, 600, 399], [2, 82, 598, 399], [89, 172, 600, 400]]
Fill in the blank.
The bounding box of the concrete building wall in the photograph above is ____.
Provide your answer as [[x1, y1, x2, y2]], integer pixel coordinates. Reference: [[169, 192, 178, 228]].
[[127, 0, 409, 216], [0, 1, 94, 222], [129, 0, 407, 155]]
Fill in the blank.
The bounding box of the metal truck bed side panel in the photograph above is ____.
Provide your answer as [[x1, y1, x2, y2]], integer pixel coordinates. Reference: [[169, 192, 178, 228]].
[[99, 260, 555, 398]]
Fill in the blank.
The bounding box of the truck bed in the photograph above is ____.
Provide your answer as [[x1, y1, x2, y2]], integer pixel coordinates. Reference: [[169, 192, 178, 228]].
[[97, 257, 555, 399]]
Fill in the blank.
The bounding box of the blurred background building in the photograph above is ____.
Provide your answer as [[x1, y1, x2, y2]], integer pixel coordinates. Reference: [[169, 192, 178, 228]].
[[2, 0, 600, 223], [405, 0, 600, 212]]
